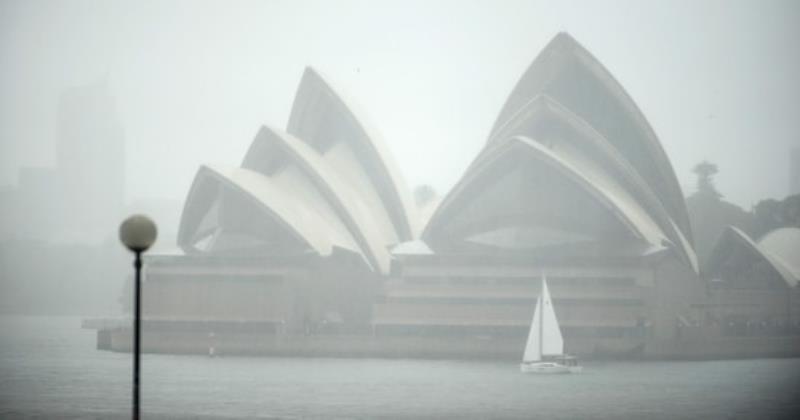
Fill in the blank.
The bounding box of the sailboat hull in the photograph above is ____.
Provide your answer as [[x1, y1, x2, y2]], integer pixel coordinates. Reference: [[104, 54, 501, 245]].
[[520, 362, 582, 374], [520, 278, 582, 374]]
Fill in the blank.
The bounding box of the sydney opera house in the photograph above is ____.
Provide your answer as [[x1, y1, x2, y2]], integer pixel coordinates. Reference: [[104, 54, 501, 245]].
[[98, 33, 800, 358]]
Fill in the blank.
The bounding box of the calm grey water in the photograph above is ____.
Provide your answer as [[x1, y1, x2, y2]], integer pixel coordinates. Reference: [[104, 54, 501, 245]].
[[1, 316, 799, 419]]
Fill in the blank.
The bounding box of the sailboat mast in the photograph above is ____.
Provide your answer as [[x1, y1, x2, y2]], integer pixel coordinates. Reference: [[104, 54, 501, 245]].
[[539, 280, 544, 358]]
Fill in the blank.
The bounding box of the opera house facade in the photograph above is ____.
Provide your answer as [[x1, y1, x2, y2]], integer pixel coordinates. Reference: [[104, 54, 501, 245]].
[[100, 33, 799, 358]]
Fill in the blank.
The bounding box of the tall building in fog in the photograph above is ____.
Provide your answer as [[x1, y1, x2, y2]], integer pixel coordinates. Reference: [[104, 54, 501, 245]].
[[56, 79, 125, 242], [0, 80, 124, 243], [791, 148, 800, 195]]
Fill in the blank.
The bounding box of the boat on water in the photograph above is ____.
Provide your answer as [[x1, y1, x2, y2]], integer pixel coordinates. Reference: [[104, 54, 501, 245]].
[[520, 277, 582, 374]]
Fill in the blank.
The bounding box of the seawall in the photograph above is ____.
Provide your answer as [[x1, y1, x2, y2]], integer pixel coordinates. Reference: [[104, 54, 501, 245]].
[[94, 327, 800, 361]]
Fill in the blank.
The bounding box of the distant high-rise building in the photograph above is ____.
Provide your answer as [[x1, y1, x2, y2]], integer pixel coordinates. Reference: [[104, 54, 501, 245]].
[[57, 79, 125, 242], [791, 148, 800, 196], [16, 167, 60, 239]]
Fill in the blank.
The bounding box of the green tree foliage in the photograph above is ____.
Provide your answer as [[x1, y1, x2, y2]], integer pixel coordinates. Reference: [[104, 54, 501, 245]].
[[413, 185, 437, 208], [687, 159, 800, 271], [752, 194, 800, 239], [692, 160, 721, 198], [686, 161, 753, 270]]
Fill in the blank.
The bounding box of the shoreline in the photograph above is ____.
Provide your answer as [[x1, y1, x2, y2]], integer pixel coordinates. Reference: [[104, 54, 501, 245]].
[[87, 320, 800, 362]]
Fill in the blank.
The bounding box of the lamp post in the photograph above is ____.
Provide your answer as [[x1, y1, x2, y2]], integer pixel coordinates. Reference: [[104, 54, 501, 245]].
[[119, 215, 157, 420]]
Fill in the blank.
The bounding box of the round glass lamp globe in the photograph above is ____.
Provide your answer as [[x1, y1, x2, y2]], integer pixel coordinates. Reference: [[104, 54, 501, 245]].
[[119, 215, 158, 252]]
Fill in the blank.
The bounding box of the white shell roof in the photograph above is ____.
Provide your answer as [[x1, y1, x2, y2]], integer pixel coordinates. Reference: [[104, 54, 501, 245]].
[[287, 67, 418, 242], [758, 227, 800, 287], [178, 67, 420, 274], [179, 165, 359, 258], [242, 125, 392, 274], [714, 226, 799, 288], [422, 32, 699, 271], [176, 33, 700, 275], [484, 93, 697, 271], [423, 136, 668, 256], [488, 32, 691, 240]]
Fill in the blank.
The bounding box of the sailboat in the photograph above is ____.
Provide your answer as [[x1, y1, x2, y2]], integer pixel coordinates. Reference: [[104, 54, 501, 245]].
[[520, 277, 582, 374]]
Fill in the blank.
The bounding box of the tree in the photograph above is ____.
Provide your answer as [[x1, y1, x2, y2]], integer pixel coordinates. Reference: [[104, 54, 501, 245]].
[[413, 185, 437, 207], [752, 194, 800, 238], [686, 160, 752, 269], [693, 160, 721, 198]]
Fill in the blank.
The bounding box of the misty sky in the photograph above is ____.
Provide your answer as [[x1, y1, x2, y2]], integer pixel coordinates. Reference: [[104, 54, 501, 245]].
[[1, 0, 798, 210]]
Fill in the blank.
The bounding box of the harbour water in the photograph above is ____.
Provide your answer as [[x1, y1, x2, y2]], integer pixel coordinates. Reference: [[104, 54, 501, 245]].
[[1, 316, 799, 419]]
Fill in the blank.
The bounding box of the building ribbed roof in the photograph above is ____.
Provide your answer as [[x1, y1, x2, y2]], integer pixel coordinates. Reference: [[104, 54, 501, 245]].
[[708, 226, 798, 288], [177, 68, 418, 274], [488, 32, 692, 242], [422, 136, 669, 258], [758, 227, 800, 287], [421, 33, 696, 271], [177, 33, 698, 274], [482, 93, 696, 269], [178, 165, 359, 258], [287, 67, 418, 241], [242, 125, 391, 273]]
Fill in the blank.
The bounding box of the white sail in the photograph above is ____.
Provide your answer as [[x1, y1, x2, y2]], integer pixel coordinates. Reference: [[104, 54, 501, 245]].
[[520, 277, 581, 373], [540, 278, 564, 356], [522, 295, 542, 362]]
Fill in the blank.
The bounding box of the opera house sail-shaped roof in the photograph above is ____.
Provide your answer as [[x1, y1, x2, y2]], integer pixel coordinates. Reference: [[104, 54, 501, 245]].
[[424, 136, 663, 255], [178, 67, 417, 275], [707, 226, 800, 288], [137, 32, 730, 358], [178, 32, 697, 277], [178, 164, 359, 258], [423, 33, 697, 272], [99, 31, 800, 361], [487, 34, 690, 236], [240, 126, 393, 273], [287, 68, 418, 243], [758, 228, 800, 287]]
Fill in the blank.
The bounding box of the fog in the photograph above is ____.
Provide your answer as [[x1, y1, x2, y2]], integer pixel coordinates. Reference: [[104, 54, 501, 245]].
[[0, 0, 794, 311], [2, 0, 799, 209], [1, 1, 800, 418]]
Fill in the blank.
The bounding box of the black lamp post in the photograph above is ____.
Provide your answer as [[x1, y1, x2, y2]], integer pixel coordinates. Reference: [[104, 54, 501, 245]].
[[119, 215, 157, 420]]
